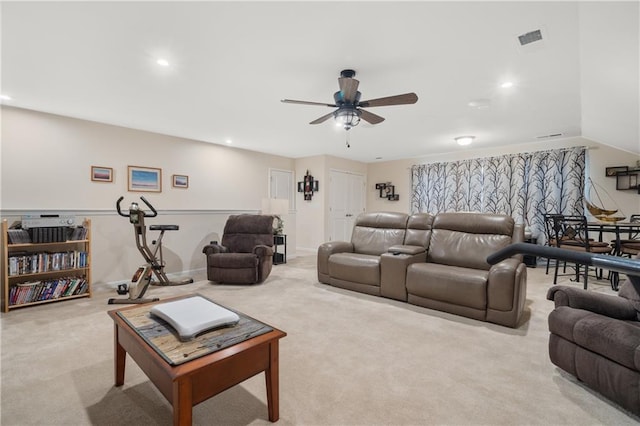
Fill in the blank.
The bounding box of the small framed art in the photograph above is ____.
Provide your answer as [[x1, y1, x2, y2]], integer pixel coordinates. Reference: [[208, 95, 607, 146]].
[[91, 166, 113, 182], [616, 173, 637, 190], [605, 166, 628, 177], [172, 174, 189, 189], [128, 165, 162, 192]]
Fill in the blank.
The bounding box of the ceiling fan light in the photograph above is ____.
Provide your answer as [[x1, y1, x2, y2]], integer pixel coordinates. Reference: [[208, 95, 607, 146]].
[[455, 136, 475, 146], [334, 108, 361, 130]]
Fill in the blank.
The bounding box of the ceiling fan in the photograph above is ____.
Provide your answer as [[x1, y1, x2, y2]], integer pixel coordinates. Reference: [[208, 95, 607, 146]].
[[281, 69, 418, 131]]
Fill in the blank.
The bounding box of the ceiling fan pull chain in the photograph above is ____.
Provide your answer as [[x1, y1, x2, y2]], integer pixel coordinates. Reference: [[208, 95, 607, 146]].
[[345, 131, 351, 148]]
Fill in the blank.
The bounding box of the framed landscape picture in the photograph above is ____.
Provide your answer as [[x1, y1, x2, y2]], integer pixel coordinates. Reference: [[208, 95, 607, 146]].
[[172, 174, 189, 189], [128, 165, 162, 192], [91, 166, 113, 182]]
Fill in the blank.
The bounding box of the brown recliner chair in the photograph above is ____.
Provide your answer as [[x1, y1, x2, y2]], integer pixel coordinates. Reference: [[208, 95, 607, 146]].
[[202, 214, 274, 284], [547, 277, 640, 415]]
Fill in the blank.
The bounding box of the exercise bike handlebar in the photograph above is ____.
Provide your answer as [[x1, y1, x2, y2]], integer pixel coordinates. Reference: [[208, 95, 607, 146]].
[[116, 196, 158, 217], [487, 243, 640, 277]]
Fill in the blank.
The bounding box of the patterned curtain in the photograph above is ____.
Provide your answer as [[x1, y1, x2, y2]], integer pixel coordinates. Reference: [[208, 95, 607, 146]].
[[410, 146, 586, 240]]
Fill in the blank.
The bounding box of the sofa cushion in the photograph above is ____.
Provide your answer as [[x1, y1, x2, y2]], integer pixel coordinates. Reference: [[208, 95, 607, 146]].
[[406, 263, 488, 310], [208, 253, 259, 268], [549, 306, 640, 371], [350, 212, 408, 255], [404, 213, 434, 248], [329, 253, 381, 286], [428, 229, 512, 271]]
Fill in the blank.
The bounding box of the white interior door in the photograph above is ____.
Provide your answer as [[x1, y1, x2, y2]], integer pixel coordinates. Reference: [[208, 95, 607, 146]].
[[329, 170, 365, 241]]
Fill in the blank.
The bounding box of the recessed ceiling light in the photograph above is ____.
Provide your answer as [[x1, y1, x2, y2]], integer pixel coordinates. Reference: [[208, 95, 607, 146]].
[[455, 136, 475, 146], [225, 139, 232, 144], [156, 58, 170, 67], [500, 81, 514, 89], [0, 94, 12, 101]]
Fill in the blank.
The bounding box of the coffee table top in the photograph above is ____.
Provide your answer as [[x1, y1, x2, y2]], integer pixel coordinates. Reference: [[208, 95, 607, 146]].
[[108, 294, 285, 366]]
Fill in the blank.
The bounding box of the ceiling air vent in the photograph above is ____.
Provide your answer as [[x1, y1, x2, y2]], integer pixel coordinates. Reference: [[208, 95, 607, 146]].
[[536, 133, 563, 139], [518, 29, 543, 46]]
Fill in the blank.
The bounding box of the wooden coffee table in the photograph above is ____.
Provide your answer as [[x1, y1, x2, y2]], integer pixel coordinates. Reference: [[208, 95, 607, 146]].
[[108, 296, 286, 425]]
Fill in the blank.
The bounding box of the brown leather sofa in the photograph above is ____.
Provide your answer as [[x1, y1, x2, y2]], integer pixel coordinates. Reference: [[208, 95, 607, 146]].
[[202, 214, 274, 284], [547, 281, 640, 415], [318, 211, 527, 328]]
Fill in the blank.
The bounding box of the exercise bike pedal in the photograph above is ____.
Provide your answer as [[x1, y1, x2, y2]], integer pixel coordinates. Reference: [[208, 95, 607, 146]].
[[116, 283, 129, 295]]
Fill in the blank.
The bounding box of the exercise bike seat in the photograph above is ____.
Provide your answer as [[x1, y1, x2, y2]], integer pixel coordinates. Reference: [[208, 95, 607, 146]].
[[150, 225, 179, 231]]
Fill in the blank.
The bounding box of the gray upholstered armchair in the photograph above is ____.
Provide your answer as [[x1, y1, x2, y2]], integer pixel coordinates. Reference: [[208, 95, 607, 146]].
[[202, 214, 274, 284]]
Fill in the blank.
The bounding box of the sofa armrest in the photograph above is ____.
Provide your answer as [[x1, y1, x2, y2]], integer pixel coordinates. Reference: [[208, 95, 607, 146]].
[[388, 245, 426, 255], [317, 241, 354, 283], [486, 258, 527, 327], [547, 285, 637, 320], [253, 245, 274, 258], [380, 250, 427, 301], [202, 242, 228, 255]]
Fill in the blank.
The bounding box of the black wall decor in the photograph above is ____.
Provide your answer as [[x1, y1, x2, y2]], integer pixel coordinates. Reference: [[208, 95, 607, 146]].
[[376, 182, 399, 201], [298, 170, 318, 200]]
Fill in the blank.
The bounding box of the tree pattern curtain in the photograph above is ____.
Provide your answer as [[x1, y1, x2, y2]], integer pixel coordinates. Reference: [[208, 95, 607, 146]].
[[410, 146, 586, 240]]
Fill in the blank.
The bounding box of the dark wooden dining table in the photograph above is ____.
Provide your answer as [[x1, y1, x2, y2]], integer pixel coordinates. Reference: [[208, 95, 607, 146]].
[[587, 221, 640, 289]]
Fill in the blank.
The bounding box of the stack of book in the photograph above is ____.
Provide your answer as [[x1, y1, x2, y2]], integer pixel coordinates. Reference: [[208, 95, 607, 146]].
[[9, 276, 88, 306], [7, 229, 31, 244], [7, 251, 88, 276]]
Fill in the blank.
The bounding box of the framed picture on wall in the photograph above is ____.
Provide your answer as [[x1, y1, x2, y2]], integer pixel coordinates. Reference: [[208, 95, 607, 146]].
[[172, 174, 189, 189], [91, 166, 113, 182], [616, 172, 637, 190], [606, 166, 628, 177], [128, 165, 162, 192]]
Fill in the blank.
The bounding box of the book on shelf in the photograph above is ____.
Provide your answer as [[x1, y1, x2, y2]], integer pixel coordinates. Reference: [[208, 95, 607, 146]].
[[69, 226, 88, 241], [7, 250, 88, 276], [9, 276, 88, 306], [7, 229, 31, 244]]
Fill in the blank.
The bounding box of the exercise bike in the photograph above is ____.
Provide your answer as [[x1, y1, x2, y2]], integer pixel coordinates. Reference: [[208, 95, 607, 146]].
[[108, 196, 193, 305]]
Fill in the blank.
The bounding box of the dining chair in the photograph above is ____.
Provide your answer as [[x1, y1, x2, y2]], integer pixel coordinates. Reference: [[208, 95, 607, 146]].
[[620, 214, 640, 257], [546, 215, 613, 289], [543, 213, 565, 275]]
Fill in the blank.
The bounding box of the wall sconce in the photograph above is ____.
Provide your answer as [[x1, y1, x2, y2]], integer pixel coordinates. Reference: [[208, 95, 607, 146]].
[[375, 182, 399, 201], [297, 170, 319, 201]]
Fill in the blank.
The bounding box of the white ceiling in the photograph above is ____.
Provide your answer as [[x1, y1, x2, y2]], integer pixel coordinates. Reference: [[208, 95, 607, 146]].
[[2, 1, 638, 163]]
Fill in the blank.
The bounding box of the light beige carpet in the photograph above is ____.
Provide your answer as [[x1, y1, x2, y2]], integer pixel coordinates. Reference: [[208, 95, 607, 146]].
[[1, 256, 639, 425]]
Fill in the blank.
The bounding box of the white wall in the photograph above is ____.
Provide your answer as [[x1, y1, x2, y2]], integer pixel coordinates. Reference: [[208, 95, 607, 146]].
[[367, 136, 640, 219], [294, 156, 325, 253], [3, 107, 638, 287], [1, 106, 296, 285], [579, 2, 640, 154]]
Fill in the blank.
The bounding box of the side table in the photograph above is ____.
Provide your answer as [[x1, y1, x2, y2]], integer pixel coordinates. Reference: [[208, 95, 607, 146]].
[[524, 237, 538, 267], [273, 234, 287, 264]]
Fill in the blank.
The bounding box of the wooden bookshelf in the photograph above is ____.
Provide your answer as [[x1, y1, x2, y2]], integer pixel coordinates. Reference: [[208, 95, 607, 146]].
[[1, 219, 92, 313]]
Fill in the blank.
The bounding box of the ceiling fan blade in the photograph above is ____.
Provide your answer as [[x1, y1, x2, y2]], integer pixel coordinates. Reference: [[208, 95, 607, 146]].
[[310, 111, 335, 125], [359, 109, 385, 125], [358, 92, 418, 108], [281, 99, 337, 107], [338, 77, 360, 103]]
